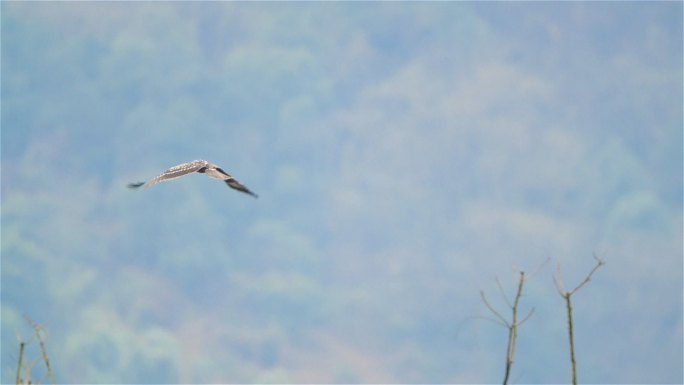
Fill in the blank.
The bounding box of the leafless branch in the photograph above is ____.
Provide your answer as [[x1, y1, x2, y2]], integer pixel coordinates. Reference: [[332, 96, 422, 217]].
[[16, 316, 56, 385], [568, 255, 605, 296], [475, 259, 549, 384], [495, 278, 513, 308], [519, 308, 535, 326], [553, 260, 566, 296], [480, 271, 534, 385], [480, 290, 510, 327], [528, 256, 551, 279], [555, 256, 605, 297], [555, 256, 605, 385]]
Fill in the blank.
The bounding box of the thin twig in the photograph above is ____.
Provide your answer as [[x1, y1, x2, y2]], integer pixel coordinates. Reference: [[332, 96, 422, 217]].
[[527, 257, 551, 280], [568, 255, 605, 296], [553, 261, 566, 296], [471, 314, 510, 328], [496, 278, 513, 308], [518, 308, 535, 326], [480, 290, 510, 327]]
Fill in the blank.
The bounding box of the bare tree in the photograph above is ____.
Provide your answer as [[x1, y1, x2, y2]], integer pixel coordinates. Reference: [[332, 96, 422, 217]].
[[554, 256, 605, 385], [15, 316, 56, 385], [480, 271, 535, 385]]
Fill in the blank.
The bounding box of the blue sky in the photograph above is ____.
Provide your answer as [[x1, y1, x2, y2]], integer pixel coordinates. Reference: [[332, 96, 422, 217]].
[[2, 2, 682, 384]]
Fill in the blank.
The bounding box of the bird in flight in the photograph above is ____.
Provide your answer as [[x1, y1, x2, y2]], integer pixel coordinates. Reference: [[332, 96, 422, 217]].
[[128, 160, 258, 198]]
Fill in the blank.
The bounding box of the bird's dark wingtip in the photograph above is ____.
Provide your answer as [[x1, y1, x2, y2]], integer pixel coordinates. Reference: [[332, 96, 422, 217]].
[[224, 179, 258, 198], [242, 188, 259, 199], [127, 182, 145, 189]]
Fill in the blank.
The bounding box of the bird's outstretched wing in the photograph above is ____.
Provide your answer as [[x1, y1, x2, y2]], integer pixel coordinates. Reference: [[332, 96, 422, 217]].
[[128, 160, 209, 189], [210, 167, 258, 198]]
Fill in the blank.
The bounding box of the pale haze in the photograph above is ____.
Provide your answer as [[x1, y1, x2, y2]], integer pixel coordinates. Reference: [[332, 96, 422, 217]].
[[2, 2, 682, 383]]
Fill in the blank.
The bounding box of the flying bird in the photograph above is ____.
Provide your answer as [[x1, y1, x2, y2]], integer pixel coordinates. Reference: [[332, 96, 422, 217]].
[[128, 160, 258, 198]]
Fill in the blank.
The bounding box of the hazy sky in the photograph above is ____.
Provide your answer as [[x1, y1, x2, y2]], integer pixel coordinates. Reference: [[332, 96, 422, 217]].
[[2, 2, 682, 384]]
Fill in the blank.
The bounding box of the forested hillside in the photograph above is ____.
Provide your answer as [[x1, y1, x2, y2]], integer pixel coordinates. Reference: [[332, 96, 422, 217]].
[[2, 3, 682, 383]]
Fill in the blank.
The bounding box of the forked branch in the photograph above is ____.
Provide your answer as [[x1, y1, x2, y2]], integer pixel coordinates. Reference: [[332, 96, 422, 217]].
[[480, 271, 534, 385], [15, 316, 56, 385], [554, 256, 605, 385]]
